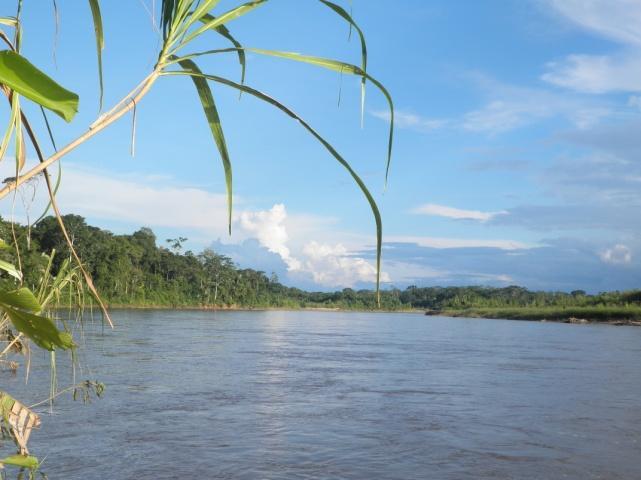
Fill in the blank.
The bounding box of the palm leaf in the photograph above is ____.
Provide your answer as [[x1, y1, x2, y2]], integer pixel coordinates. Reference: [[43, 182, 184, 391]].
[[163, 70, 383, 302]]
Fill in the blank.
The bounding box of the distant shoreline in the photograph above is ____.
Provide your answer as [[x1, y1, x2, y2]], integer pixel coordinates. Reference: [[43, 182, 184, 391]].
[[95, 304, 424, 314], [62, 304, 641, 325], [425, 307, 641, 326]]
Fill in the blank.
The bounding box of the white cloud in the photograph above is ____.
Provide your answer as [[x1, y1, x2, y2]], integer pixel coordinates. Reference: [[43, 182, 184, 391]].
[[543, 1, 641, 93], [387, 235, 530, 250], [371, 110, 447, 132], [543, 53, 641, 93], [301, 241, 390, 287], [412, 203, 506, 221], [599, 244, 632, 265], [237, 205, 387, 287], [546, 0, 641, 46], [2, 164, 385, 288], [60, 168, 231, 231], [239, 204, 301, 271]]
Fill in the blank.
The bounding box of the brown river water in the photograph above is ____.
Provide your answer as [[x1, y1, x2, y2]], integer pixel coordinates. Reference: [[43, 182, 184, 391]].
[[4, 310, 641, 479]]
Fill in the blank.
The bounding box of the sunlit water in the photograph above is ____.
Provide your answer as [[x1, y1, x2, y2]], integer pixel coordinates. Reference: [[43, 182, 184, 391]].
[[4, 310, 641, 479]]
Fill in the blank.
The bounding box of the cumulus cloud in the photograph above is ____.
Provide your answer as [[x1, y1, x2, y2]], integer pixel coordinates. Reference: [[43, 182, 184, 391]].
[[412, 203, 506, 222], [600, 244, 632, 265], [236, 205, 387, 288], [301, 241, 390, 287], [239, 204, 301, 271]]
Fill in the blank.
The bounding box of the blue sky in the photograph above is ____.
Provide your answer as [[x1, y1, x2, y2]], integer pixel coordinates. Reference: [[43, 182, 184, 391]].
[[1, 0, 640, 292]]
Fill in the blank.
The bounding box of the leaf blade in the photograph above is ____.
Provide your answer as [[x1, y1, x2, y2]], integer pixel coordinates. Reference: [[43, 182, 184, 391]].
[[318, 0, 367, 123], [246, 48, 394, 184], [0, 51, 78, 122], [178, 0, 266, 48], [0, 287, 41, 313], [88, 0, 104, 110], [174, 57, 233, 235], [200, 14, 246, 88], [2, 305, 74, 351], [163, 70, 384, 302]]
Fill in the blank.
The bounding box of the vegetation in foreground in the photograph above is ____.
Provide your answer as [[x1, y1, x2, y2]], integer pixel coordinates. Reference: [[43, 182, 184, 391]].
[[3, 215, 641, 322]]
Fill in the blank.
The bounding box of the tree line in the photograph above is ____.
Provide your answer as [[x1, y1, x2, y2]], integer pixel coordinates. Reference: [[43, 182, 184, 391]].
[[1, 215, 639, 311]]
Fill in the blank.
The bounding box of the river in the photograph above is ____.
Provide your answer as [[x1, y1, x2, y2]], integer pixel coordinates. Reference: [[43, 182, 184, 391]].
[[4, 310, 641, 479]]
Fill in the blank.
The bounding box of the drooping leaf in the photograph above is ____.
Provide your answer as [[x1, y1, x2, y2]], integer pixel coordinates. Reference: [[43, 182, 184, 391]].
[[3, 305, 74, 351], [0, 287, 41, 313], [88, 0, 104, 110], [317, 0, 367, 123], [163, 70, 383, 302], [0, 50, 78, 122], [199, 14, 246, 88], [0, 88, 19, 162], [172, 47, 395, 185], [174, 57, 233, 235], [246, 48, 394, 184], [0, 259, 22, 281]]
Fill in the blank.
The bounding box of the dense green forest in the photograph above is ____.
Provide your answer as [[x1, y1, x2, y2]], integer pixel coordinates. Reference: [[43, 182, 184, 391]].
[[1, 215, 640, 313]]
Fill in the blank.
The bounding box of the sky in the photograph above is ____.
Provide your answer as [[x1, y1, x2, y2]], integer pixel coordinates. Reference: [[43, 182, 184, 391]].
[[1, 0, 640, 293]]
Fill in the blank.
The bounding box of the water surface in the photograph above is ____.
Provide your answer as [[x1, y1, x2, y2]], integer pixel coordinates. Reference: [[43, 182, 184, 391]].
[[5, 310, 641, 479]]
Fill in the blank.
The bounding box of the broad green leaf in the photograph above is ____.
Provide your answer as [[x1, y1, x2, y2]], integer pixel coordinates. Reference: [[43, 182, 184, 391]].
[[0, 455, 39, 469], [200, 14, 246, 88], [0, 50, 78, 122], [178, 0, 266, 48], [0, 259, 22, 281], [0, 287, 41, 313], [88, 0, 104, 110], [163, 70, 383, 303], [318, 0, 367, 123], [3, 305, 74, 351], [174, 57, 233, 235]]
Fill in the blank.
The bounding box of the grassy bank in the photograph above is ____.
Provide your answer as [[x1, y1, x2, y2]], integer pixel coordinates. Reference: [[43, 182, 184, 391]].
[[426, 306, 641, 325]]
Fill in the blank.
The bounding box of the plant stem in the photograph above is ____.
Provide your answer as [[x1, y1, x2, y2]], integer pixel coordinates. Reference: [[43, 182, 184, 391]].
[[0, 71, 160, 201]]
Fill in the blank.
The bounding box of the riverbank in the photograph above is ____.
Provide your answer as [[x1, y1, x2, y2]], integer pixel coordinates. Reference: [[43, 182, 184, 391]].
[[425, 306, 641, 325], [98, 303, 423, 314]]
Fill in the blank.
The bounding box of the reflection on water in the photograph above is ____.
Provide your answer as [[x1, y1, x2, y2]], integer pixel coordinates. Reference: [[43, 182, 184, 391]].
[[4, 310, 641, 479]]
